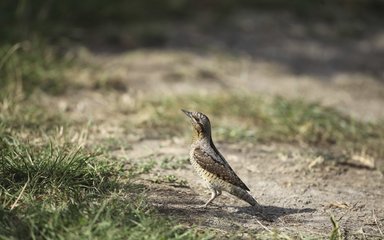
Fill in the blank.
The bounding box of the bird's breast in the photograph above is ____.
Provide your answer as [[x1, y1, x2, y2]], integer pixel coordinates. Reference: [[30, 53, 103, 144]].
[[189, 148, 229, 190]]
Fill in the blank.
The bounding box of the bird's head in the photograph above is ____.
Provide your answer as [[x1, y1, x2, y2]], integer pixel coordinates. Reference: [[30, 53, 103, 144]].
[[181, 109, 212, 141]]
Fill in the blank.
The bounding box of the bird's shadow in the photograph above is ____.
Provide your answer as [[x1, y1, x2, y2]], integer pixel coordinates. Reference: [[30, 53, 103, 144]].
[[154, 201, 316, 223], [235, 204, 316, 222], [146, 184, 316, 223]]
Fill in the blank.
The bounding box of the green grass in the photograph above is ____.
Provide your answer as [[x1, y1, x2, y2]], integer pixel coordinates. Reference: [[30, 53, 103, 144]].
[[159, 156, 189, 170], [137, 94, 384, 158], [0, 41, 75, 96], [0, 138, 113, 202], [153, 175, 189, 188], [0, 96, 66, 137], [0, 137, 210, 240], [329, 215, 342, 240], [0, 195, 205, 240]]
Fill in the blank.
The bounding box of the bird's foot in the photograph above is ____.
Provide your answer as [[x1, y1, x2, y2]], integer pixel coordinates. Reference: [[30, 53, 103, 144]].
[[199, 204, 209, 209]]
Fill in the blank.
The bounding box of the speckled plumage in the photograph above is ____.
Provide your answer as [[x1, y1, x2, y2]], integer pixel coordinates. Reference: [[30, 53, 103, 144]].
[[182, 109, 258, 207]]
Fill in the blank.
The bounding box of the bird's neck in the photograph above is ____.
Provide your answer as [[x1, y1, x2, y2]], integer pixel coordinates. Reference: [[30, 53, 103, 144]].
[[192, 129, 212, 145]]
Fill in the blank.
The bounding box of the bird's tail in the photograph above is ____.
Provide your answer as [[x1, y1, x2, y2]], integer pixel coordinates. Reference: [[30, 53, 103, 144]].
[[229, 186, 259, 206]]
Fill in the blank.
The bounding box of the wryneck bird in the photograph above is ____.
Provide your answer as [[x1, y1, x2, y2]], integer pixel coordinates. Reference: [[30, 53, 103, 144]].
[[181, 109, 259, 207]]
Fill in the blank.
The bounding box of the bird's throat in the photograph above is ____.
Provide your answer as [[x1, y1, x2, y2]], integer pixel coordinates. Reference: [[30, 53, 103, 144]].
[[192, 128, 201, 142], [191, 128, 211, 144]]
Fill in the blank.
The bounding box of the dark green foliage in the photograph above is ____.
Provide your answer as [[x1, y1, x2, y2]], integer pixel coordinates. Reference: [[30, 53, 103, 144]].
[[1, 0, 383, 41]]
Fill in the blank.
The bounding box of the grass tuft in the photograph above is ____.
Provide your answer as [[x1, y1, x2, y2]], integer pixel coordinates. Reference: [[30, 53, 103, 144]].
[[330, 215, 342, 240], [0, 136, 116, 207], [0, 137, 206, 239]]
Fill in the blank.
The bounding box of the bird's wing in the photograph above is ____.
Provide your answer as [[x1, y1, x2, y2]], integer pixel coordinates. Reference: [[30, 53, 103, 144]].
[[193, 147, 250, 191]]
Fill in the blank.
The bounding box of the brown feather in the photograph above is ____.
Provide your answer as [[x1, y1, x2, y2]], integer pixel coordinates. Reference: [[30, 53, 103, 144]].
[[193, 147, 250, 191]]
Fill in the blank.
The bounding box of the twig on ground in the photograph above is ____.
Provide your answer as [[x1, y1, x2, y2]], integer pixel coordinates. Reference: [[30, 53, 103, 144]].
[[373, 209, 383, 237]]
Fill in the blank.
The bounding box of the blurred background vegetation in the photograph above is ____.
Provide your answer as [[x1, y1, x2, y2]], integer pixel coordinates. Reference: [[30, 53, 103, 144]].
[[2, 0, 384, 43]]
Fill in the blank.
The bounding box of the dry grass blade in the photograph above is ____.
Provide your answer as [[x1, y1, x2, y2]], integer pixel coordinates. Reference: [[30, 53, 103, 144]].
[[10, 177, 29, 210], [330, 215, 342, 240]]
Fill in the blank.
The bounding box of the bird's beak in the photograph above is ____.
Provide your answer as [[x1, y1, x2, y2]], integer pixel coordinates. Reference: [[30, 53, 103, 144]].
[[181, 109, 193, 119]]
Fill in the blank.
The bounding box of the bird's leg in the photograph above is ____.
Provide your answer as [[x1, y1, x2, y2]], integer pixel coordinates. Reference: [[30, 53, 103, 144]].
[[202, 188, 218, 208]]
